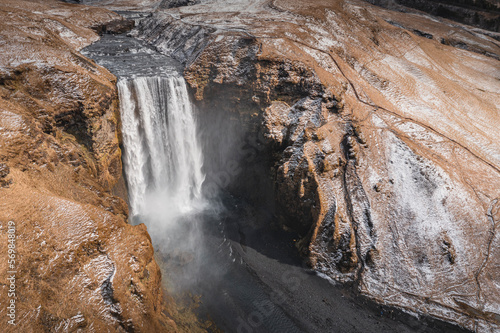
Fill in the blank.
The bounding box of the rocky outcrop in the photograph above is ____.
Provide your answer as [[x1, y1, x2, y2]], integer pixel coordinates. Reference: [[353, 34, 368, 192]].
[[64, 0, 201, 10], [93, 18, 136, 35], [366, 0, 500, 32], [63, 0, 165, 11], [158, 0, 201, 9], [0, 1, 176, 331], [133, 0, 500, 331]]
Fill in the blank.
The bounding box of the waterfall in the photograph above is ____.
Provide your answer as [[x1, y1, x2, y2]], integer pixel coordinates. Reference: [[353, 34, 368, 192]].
[[117, 76, 205, 219]]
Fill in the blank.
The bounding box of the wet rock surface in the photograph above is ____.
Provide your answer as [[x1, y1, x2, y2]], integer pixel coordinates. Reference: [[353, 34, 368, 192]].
[[0, 1, 176, 331], [132, 0, 500, 331]]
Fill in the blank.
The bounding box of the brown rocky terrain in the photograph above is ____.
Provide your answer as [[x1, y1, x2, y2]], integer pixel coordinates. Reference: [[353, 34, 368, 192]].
[[0, 1, 178, 331], [1, 0, 499, 331], [132, 0, 500, 331]]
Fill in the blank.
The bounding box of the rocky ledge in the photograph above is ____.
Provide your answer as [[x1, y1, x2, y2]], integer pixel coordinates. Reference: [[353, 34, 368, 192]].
[[0, 1, 177, 331], [133, 0, 500, 331]]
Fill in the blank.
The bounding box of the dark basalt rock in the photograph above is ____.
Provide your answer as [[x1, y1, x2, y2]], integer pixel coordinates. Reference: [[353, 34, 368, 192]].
[[158, 0, 201, 9], [92, 18, 135, 35], [367, 0, 500, 32], [0, 163, 11, 188], [0, 163, 9, 178]]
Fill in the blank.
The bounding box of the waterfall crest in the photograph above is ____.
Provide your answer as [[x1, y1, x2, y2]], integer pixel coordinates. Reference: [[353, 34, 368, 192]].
[[117, 76, 205, 218]]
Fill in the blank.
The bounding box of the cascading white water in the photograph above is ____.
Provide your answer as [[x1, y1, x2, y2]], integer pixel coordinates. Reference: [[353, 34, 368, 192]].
[[117, 76, 205, 220]]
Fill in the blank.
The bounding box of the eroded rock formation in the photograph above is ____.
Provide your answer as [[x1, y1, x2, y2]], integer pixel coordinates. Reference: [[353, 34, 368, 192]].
[[0, 1, 176, 331], [133, 0, 500, 331]]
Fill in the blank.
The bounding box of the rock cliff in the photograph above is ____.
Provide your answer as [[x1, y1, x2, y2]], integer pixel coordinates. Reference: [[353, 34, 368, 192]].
[[133, 0, 500, 331], [0, 1, 176, 331]]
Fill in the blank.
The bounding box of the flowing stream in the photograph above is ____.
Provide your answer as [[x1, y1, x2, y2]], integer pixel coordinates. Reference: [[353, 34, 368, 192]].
[[117, 76, 205, 217]]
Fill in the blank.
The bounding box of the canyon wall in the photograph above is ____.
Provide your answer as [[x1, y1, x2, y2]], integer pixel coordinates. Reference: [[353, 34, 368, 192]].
[[134, 0, 500, 331], [0, 1, 176, 331]]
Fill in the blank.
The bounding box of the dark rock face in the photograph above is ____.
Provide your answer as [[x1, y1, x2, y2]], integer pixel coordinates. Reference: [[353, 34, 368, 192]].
[[132, 13, 214, 65], [158, 0, 200, 9], [0, 164, 10, 179], [93, 18, 136, 35], [366, 0, 500, 32], [0, 163, 12, 188]]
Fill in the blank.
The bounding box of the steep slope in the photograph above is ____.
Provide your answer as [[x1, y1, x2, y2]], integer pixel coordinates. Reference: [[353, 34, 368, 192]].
[[133, 0, 500, 331], [0, 1, 176, 331]]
